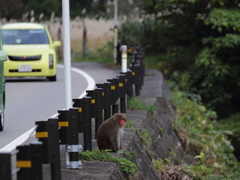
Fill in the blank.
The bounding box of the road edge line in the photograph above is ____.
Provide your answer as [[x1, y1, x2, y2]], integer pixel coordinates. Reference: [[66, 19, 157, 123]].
[[0, 64, 96, 152]]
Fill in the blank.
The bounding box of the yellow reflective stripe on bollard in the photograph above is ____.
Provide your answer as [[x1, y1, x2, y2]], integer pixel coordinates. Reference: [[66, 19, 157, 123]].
[[58, 121, 69, 127], [132, 72, 135, 75], [125, 79, 128, 82], [119, 83, 123, 87], [78, 107, 82, 112], [122, 52, 127, 59], [36, 132, 48, 138], [102, 92, 104, 96], [16, 161, 32, 168], [91, 99, 96, 104], [111, 86, 116, 90]]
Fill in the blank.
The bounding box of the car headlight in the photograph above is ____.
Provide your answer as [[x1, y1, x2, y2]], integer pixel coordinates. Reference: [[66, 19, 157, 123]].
[[49, 54, 53, 69]]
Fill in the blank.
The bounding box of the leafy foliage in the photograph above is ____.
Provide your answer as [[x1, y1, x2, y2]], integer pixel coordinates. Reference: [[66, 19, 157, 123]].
[[79, 149, 137, 176], [170, 90, 240, 178], [154, 152, 231, 179], [79, 149, 116, 162], [118, 158, 137, 176], [119, 0, 240, 119], [154, 157, 172, 170], [137, 128, 152, 148], [205, 8, 240, 31], [118, 20, 143, 46], [219, 113, 240, 141], [118, 150, 138, 160], [219, 113, 240, 162]]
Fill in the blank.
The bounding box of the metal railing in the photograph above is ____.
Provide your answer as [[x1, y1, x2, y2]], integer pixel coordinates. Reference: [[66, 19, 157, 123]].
[[0, 45, 145, 180]]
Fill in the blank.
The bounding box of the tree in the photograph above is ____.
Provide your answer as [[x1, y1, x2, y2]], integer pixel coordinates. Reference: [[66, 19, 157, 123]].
[[70, 0, 93, 18], [151, 0, 240, 118], [0, 0, 28, 20]]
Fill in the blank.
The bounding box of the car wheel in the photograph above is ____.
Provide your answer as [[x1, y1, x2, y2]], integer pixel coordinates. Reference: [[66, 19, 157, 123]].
[[47, 75, 57, 81], [0, 103, 4, 131]]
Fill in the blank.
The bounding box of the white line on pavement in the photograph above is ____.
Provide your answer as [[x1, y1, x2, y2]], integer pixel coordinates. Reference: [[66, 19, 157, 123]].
[[0, 64, 95, 152]]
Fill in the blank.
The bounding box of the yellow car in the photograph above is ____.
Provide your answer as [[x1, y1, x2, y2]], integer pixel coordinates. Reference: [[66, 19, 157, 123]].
[[1, 23, 61, 81]]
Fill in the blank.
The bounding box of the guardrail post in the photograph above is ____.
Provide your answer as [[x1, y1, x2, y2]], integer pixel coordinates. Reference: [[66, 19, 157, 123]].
[[0, 152, 12, 180], [107, 77, 120, 115], [127, 46, 136, 60], [16, 145, 31, 180], [103, 82, 111, 119], [135, 46, 144, 89], [67, 108, 82, 169], [35, 118, 61, 180], [72, 97, 92, 151], [87, 89, 103, 138], [116, 40, 122, 65], [16, 141, 43, 180], [72, 99, 84, 133], [95, 88, 103, 136], [82, 96, 92, 151], [131, 60, 141, 96], [86, 90, 97, 118], [58, 108, 82, 169], [122, 69, 134, 98], [58, 110, 70, 145], [96, 82, 111, 120], [30, 141, 43, 179], [117, 74, 127, 113]]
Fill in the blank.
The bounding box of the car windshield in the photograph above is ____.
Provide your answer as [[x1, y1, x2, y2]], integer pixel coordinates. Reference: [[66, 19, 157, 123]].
[[1, 29, 49, 45]]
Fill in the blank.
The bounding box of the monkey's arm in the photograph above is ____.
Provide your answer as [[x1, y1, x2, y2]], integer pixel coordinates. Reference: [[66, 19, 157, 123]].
[[119, 138, 123, 149], [109, 135, 119, 152]]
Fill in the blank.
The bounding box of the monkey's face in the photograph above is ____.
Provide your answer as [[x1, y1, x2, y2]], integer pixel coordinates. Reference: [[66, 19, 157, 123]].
[[119, 118, 126, 127]]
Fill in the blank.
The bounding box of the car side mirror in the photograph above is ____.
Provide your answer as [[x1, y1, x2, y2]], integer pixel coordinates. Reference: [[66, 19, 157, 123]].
[[53, 41, 61, 47], [0, 51, 8, 62]]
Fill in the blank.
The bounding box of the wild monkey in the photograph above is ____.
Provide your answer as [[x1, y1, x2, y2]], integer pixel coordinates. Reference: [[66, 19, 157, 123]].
[[97, 113, 126, 152]]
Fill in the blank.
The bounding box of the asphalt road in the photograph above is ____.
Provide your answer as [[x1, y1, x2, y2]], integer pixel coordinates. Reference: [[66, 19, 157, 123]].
[[0, 65, 89, 149], [0, 62, 120, 151]]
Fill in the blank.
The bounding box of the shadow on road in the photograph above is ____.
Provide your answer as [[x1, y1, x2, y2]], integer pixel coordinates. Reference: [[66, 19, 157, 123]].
[[5, 77, 50, 83]]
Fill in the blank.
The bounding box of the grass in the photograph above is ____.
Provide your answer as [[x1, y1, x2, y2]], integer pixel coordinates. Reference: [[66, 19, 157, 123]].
[[79, 149, 137, 176], [127, 97, 156, 115]]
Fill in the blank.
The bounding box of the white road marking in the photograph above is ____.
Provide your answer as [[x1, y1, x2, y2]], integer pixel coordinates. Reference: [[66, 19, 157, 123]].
[[0, 65, 95, 152]]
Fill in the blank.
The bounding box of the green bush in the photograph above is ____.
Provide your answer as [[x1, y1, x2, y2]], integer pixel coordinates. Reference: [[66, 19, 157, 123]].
[[170, 90, 240, 179], [79, 149, 137, 176], [71, 40, 114, 64], [219, 113, 240, 141]]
